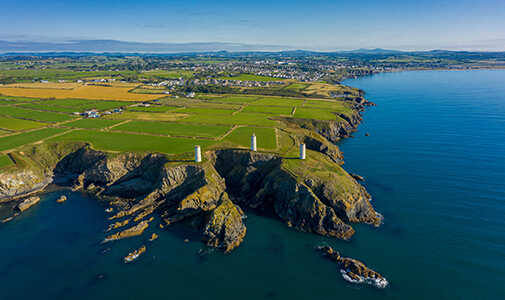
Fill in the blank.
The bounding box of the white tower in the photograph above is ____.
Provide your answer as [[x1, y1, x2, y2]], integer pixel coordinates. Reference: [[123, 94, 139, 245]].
[[299, 143, 306, 160], [251, 133, 257, 151], [195, 145, 202, 162]]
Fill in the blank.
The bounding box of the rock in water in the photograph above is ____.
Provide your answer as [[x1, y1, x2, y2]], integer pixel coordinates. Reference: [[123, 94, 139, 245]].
[[350, 173, 365, 182], [315, 245, 388, 289], [16, 196, 40, 212], [149, 233, 158, 242], [103, 221, 149, 243], [124, 245, 146, 263], [56, 195, 67, 203]]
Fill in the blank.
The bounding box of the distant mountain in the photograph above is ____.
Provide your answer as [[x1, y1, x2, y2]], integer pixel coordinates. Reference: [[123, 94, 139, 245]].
[[0, 39, 291, 53], [343, 48, 405, 54]]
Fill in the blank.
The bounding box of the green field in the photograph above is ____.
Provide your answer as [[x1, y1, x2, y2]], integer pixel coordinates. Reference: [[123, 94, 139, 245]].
[[242, 105, 293, 115], [179, 107, 236, 115], [28, 99, 129, 112], [0, 127, 67, 152], [293, 107, 337, 120], [181, 112, 278, 127], [252, 97, 305, 106], [207, 95, 260, 104], [113, 120, 230, 138], [63, 119, 124, 129], [0, 155, 13, 169], [0, 116, 46, 131], [225, 127, 277, 150], [128, 105, 179, 113], [0, 106, 75, 123], [49, 130, 217, 154]]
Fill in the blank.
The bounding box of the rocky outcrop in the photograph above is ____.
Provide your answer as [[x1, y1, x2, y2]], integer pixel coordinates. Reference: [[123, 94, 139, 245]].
[[16, 196, 40, 212], [103, 220, 149, 243], [0, 136, 381, 253], [213, 150, 380, 239], [316, 245, 388, 288], [202, 194, 246, 253], [0, 171, 50, 202], [281, 112, 362, 144]]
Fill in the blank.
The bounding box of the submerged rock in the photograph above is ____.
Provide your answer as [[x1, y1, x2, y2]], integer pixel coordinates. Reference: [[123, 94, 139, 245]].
[[56, 195, 67, 203], [16, 196, 40, 212], [124, 245, 146, 263], [316, 245, 388, 288]]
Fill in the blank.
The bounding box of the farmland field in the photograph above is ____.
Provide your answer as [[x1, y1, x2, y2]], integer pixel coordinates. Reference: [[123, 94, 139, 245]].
[[225, 126, 277, 150], [242, 105, 293, 115], [112, 120, 230, 138], [0, 116, 47, 131], [0, 84, 161, 101], [63, 119, 124, 129], [0, 106, 76, 123], [181, 112, 278, 127], [49, 130, 217, 154], [0, 127, 67, 152], [252, 97, 305, 106], [294, 107, 337, 120], [0, 154, 13, 169], [128, 105, 179, 113]]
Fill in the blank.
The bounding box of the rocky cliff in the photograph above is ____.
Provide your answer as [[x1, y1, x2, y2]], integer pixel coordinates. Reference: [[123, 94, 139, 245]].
[[0, 139, 381, 253]]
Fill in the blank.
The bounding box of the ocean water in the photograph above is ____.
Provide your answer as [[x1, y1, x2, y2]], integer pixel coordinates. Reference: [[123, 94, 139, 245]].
[[1, 70, 505, 299]]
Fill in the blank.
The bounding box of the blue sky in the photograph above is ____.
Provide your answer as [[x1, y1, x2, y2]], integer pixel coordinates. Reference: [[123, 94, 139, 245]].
[[1, 0, 505, 50]]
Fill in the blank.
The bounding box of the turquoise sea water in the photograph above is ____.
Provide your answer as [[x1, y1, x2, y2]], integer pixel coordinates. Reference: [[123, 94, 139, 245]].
[[1, 70, 505, 299]]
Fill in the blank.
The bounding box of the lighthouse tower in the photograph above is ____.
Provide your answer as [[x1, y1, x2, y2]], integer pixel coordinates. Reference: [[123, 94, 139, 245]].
[[195, 145, 202, 162], [251, 133, 257, 151], [299, 143, 306, 160]]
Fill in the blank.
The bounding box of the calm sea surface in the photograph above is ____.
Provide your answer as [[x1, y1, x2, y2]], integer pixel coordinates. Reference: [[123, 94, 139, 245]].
[[1, 70, 504, 299]]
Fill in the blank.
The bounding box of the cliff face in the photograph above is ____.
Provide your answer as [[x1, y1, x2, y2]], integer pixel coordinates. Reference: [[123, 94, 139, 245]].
[[0, 142, 380, 252], [281, 112, 362, 144]]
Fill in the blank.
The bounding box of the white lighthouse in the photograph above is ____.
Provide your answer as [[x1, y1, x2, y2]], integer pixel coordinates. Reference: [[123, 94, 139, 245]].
[[299, 143, 306, 160], [195, 145, 202, 162], [251, 133, 257, 151]]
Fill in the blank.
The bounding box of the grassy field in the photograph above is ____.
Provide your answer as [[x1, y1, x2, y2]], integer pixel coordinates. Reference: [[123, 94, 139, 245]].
[[128, 106, 179, 113], [0, 155, 13, 169], [181, 112, 278, 127], [63, 119, 124, 129], [49, 130, 217, 154], [0, 84, 161, 101], [252, 97, 305, 106], [293, 107, 337, 120], [104, 111, 187, 122], [225, 126, 277, 150], [0, 116, 47, 131], [0, 128, 67, 152], [112, 120, 230, 138], [206, 95, 260, 104], [0, 106, 76, 123], [242, 105, 293, 115]]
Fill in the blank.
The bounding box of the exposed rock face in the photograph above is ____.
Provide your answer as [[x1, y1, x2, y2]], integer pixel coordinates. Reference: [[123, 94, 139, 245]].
[[316, 245, 388, 288], [0, 171, 50, 202], [281, 112, 362, 144], [0, 137, 381, 253], [16, 196, 40, 212], [203, 194, 246, 253], [214, 150, 382, 237]]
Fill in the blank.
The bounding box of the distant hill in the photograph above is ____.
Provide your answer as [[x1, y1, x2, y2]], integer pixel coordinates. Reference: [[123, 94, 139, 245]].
[[0, 39, 290, 53]]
